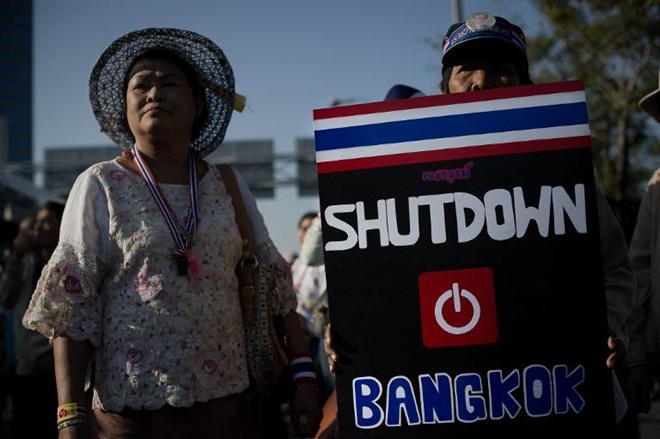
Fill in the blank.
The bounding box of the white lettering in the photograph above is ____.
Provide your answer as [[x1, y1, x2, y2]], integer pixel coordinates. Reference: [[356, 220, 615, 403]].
[[324, 184, 589, 252], [356, 200, 389, 249], [386, 198, 420, 247]]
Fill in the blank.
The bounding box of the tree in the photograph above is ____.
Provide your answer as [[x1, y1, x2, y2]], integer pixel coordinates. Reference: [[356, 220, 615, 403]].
[[526, 0, 660, 200]]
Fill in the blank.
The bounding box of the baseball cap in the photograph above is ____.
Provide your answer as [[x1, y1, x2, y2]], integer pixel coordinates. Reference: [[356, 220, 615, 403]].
[[441, 12, 532, 85]]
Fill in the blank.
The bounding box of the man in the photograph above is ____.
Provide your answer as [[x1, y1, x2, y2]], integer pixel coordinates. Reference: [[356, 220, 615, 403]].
[[439, 14, 634, 371], [326, 11, 634, 373], [322, 16, 636, 438], [628, 67, 660, 416], [0, 202, 64, 438]]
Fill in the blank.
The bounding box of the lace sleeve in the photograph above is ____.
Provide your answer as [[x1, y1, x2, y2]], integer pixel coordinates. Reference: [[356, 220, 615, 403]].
[[22, 169, 109, 345], [233, 168, 297, 316]]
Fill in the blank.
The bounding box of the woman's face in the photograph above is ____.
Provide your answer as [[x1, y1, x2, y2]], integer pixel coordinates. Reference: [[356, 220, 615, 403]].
[[448, 55, 520, 93], [125, 58, 201, 143]]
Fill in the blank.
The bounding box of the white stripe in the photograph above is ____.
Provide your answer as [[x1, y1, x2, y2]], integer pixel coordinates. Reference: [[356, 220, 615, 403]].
[[313, 91, 586, 131], [290, 357, 313, 365], [315, 124, 590, 163], [293, 372, 318, 379]]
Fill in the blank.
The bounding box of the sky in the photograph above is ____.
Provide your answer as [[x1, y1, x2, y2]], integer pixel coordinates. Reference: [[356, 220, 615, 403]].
[[33, 0, 543, 256]]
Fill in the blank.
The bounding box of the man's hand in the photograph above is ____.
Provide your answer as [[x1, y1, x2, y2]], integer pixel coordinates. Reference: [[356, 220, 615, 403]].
[[606, 336, 624, 369]]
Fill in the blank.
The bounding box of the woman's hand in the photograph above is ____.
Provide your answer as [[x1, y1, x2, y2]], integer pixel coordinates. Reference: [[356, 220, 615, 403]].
[[289, 384, 322, 438]]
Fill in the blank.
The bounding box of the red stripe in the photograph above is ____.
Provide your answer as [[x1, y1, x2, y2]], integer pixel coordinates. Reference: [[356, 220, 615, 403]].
[[316, 136, 591, 174], [313, 80, 585, 120]]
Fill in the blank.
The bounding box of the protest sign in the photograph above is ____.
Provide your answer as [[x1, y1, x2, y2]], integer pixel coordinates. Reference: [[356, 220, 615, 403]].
[[312, 81, 614, 437]]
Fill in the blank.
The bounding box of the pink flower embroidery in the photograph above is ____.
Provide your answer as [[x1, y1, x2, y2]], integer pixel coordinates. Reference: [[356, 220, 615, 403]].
[[109, 170, 127, 181], [202, 359, 217, 375], [134, 274, 162, 300], [126, 348, 144, 364], [64, 275, 82, 293]]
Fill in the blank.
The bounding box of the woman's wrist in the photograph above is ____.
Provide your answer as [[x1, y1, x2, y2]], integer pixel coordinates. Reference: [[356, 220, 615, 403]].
[[57, 402, 87, 430], [290, 353, 318, 390]]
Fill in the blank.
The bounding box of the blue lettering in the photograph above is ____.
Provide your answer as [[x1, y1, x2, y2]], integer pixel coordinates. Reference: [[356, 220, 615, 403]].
[[353, 377, 384, 429], [488, 369, 521, 419], [351, 364, 587, 430], [524, 365, 553, 417], [455, 373, 487, 423], [553, 365, 585, 414], [385, 376, 421, 426], [418, 373, 454, 424]]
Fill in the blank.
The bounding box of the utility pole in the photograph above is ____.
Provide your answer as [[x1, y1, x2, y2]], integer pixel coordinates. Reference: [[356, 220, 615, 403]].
[[450, 0, 462, 23]]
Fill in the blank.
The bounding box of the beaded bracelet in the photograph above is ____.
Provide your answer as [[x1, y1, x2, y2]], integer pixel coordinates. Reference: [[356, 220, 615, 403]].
[[57, 417, 85, 431], [296, 382, 319, 392]]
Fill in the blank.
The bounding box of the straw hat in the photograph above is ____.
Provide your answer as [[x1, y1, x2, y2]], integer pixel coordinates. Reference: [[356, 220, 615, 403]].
[[89, 28, 236, 157]]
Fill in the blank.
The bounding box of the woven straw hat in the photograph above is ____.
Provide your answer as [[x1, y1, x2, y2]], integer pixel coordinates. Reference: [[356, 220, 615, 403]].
[[89, 28, 235, 157]]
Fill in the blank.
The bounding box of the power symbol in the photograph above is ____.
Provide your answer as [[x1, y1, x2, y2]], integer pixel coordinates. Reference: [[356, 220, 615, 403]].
[[434, 282, 481, 335]]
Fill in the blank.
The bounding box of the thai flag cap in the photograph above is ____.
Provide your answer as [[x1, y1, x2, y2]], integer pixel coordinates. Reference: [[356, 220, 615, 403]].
[[442, 12, 531, 85]]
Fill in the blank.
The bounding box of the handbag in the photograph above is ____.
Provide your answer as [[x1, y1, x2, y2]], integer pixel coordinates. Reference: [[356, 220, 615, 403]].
[[218, 164, 290, 396]]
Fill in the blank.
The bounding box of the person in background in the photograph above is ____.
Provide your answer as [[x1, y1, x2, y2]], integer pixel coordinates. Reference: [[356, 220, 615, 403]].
[[293, 212, 333, 404], [0, 202, 65, 439], [0, 214, 35, 438], [628, 67, 660, 426], [292, 212, 327, 350], [22, 28, 321, 439]]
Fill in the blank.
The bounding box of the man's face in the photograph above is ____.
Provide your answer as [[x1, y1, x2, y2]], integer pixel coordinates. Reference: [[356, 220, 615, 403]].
[[448, 55, 520, 93]]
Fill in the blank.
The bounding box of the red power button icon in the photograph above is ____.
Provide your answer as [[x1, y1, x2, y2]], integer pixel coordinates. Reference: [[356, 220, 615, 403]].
[[419, 267, 498, 348]]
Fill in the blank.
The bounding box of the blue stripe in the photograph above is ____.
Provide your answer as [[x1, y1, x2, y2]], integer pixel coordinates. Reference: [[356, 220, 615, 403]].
[[314, 102, 587, 151]]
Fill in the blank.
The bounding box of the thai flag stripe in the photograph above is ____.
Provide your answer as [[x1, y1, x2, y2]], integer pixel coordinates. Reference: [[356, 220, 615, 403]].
[[315, 103, 587, 151], [316, 124, 589, 163], [313, 91, 586, 131], [316, 136, 591, 174], [313, 80, 586, 119], [312, 81, 590, 174]]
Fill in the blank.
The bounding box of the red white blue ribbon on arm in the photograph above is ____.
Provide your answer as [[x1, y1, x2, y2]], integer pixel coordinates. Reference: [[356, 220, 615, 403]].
[[131, 145, 200, 277]]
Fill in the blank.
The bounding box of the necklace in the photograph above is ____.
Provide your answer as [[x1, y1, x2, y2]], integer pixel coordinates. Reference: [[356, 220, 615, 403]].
[[131, 145, 200, 277]]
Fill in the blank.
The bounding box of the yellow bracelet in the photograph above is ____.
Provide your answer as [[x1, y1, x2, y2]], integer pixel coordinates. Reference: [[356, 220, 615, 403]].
[[57, 403, 86, 423]]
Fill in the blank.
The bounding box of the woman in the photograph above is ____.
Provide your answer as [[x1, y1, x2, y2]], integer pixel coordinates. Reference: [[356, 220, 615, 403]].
[[23, 28, 321, 438]]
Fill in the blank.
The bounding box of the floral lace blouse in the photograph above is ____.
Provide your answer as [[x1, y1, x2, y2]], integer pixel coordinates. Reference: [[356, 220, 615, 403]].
[[23, 159, 297, 411]]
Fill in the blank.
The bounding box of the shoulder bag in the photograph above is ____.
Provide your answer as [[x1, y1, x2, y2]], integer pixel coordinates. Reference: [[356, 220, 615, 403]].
[[218, 164, 290, 396]]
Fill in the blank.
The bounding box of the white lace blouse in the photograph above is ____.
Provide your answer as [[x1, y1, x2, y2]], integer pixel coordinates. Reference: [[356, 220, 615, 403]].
[[23, 159, 297, 411]]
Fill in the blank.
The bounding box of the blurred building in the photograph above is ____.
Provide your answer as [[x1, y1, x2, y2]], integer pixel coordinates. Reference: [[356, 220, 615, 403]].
[[206, 140, 275, 198], [0, 0, 44, 223], [296, 137, 319, 197], [40, 138, 320, 201], [1, 0, 32, 164], [43, 146, 117, 199]]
